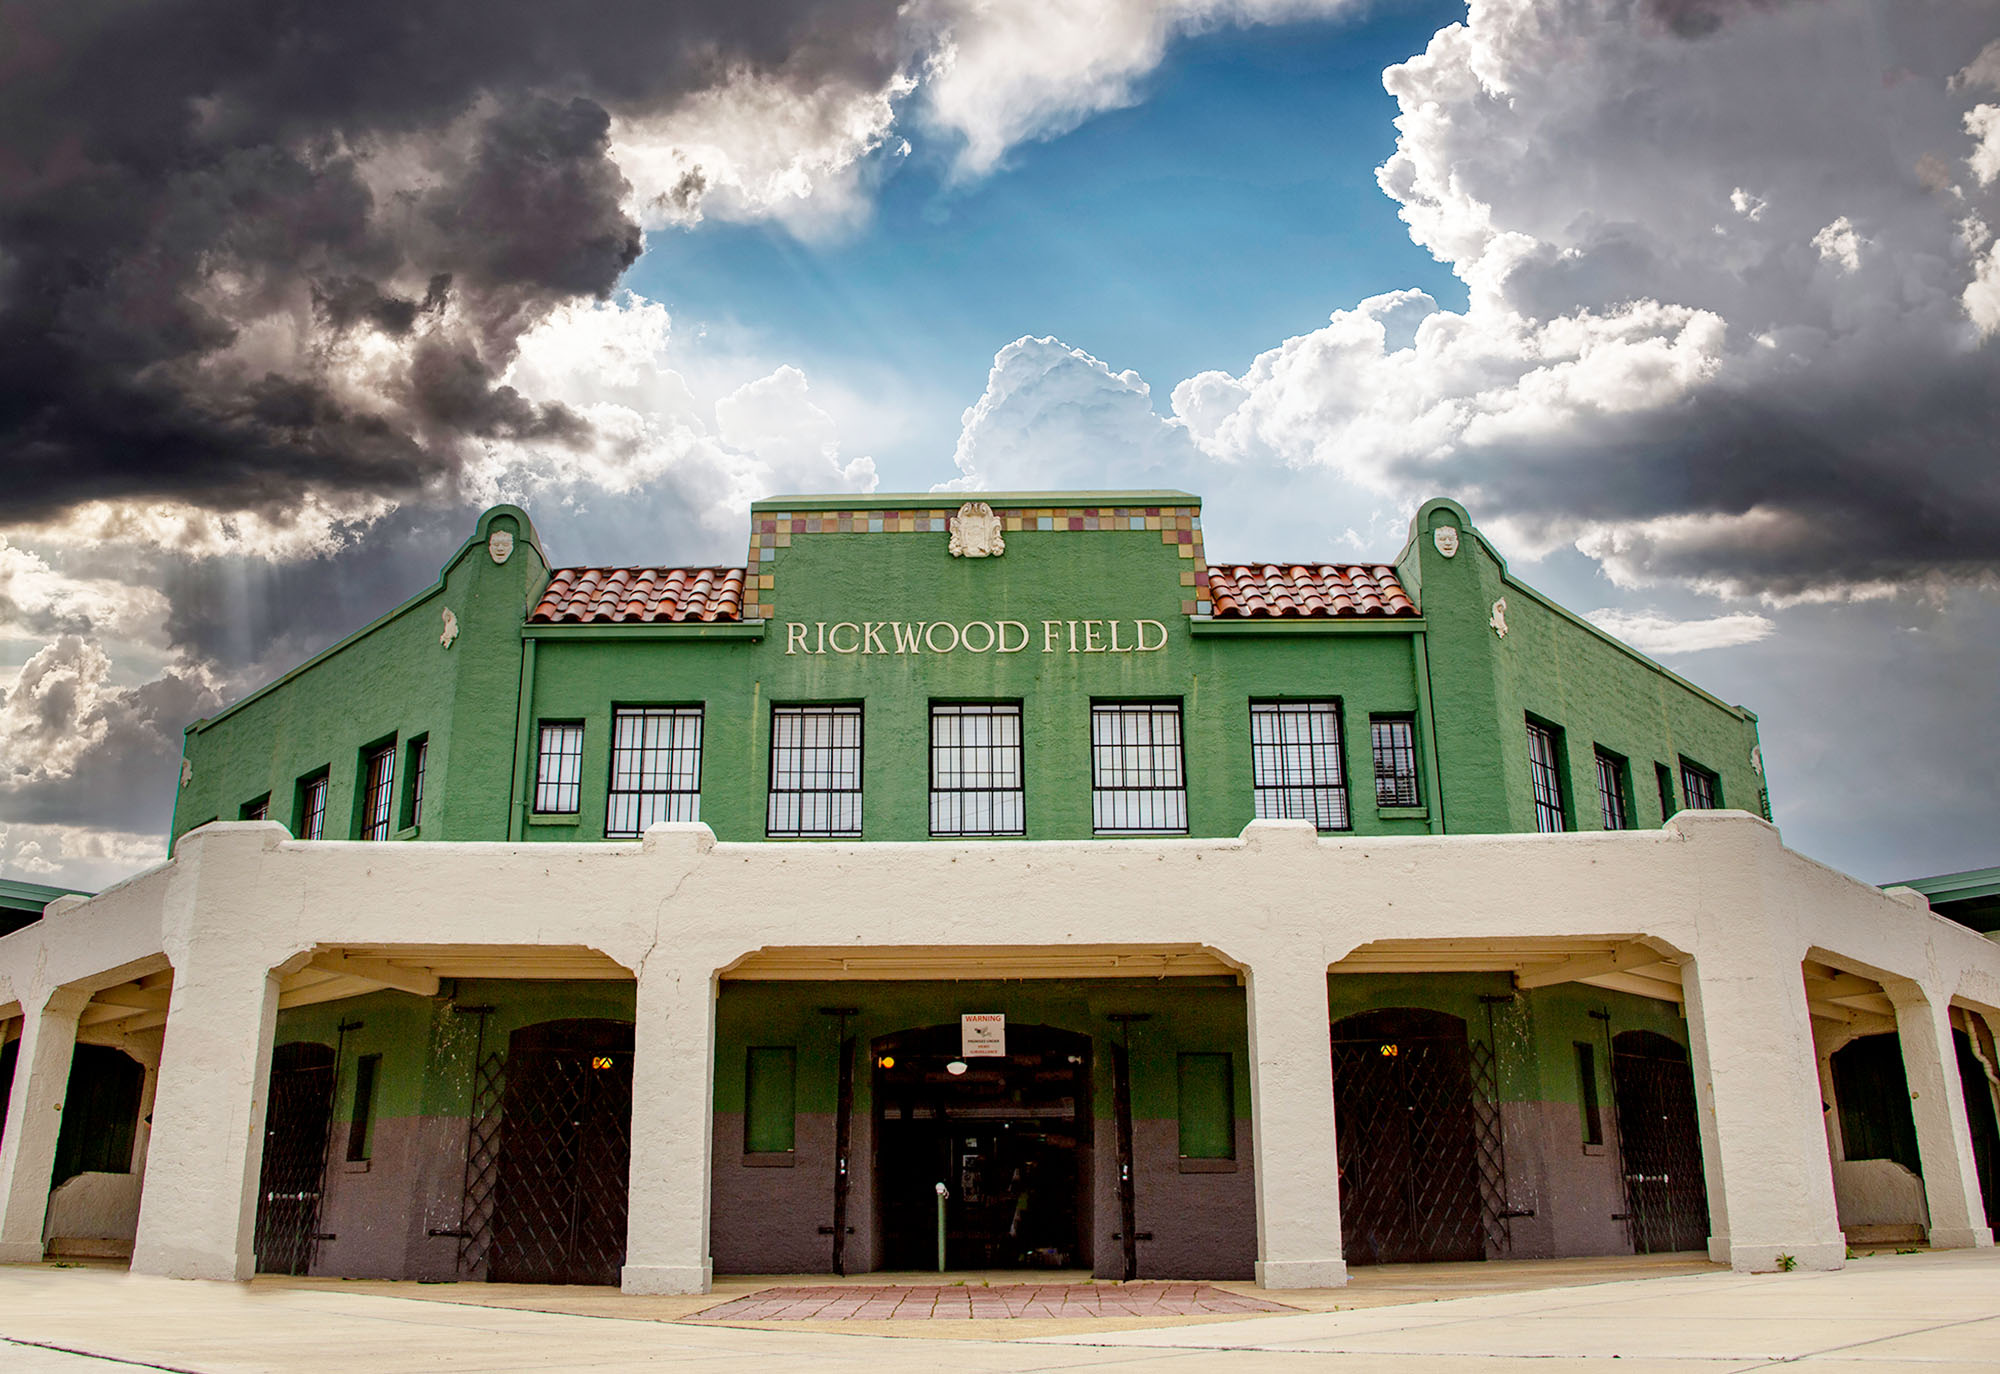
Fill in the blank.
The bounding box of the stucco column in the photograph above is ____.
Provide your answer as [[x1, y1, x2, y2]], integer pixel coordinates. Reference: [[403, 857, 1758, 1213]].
[[622, 961, 717, 1295], [130, 951, 285, 1281], [1888, 985, 1993, 1249], [1244, 954, 1346, 1288], [0, 987, 91, 1263], [1682, 952, 1845, 1271]]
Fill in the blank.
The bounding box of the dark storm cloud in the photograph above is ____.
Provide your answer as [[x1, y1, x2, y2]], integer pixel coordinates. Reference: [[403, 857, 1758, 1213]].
[[1642, 0, 1824, 40], [0, 0, 905, 523]]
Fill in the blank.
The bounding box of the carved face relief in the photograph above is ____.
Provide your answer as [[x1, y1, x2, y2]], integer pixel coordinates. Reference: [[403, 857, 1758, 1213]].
[[488, 529, 514, 564], [948, 501, 1006, 558], [1433, 526, 1460, 558]]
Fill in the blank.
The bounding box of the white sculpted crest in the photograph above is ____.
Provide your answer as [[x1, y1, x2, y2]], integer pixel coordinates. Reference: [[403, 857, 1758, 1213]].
[[1489, 597, 1509, 638], [440, 607, 459, 649], [1433, 526, 1460, 558], [488, 529, 514, 564], [948, 502, 1005, 558]]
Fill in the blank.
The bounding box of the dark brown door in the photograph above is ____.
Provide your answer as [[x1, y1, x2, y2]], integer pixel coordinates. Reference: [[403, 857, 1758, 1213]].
[[1330, 1008, 1483, 1264], [254, 1041, 337, 1275], [1611, 1030, 1711, 1253], [490, 1019, 634, 1285]]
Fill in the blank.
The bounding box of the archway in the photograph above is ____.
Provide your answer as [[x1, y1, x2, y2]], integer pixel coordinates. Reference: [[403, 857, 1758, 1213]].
[[489, 1018, 633, 1285], [1610, 1029, 1710, 1252], [871, 1023, 1091, 1271], [1329, 1007, 1482, 1264], [254, 1040, 337, 1275]]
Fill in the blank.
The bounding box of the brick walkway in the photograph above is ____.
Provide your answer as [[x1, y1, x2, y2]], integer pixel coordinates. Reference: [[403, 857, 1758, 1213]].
[[692, 1282, 1293, 1321]]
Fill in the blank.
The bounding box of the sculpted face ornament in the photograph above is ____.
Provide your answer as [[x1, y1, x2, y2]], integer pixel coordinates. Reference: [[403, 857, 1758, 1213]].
[[948, 502, 1005, 558], [1489, 597, 1509, 638], [488, 529, 514, 564], [1433, 526, 1460, 558]]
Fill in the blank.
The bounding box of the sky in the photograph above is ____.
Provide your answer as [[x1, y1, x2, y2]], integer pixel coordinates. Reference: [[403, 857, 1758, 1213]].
[[2, 0, 1997, 892]]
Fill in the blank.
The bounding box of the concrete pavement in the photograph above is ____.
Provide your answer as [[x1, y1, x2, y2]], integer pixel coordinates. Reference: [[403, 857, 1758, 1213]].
[[0, 1250, 1995, 1370]]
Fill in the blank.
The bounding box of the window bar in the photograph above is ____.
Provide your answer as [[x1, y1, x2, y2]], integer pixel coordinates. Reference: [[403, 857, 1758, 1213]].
[[535, 722, 585, 815], [1595, 750, 1629, 830], [1091, 702, 1187, 834], [361, 745, 396, 841], [300, 775, 328, 840], [1527, 721, 1566, 833], [929, 703, 1025, 837], [767, 705, 862, 837], [1250, 700, 1349, 831], [1371, 716, 1420, 809], [607, 707, 704, 835], [407, 738, 428, 828], [1680, 763, 1717, 810]]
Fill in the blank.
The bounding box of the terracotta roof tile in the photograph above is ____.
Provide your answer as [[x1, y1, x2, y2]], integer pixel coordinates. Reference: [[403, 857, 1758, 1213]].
[[1205, 564, 1416, 619], [531, 567, 745, 624]]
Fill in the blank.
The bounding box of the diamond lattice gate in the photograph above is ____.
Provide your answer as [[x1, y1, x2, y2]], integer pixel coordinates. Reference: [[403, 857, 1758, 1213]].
[[488, 1019, 634, 1285], [1330, 1009, 1484, 1265], [253, 1041, 337, 1276], [1611, 1030, 1711, 1254]]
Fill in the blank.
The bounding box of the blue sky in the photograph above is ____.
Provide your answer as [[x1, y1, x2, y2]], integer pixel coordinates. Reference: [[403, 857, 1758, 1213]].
[[629, 2, 1470, 490]]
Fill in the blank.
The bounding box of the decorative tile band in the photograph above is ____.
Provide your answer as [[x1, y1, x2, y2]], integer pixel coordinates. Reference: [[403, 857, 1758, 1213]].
[[743, 506, 1211, 622]]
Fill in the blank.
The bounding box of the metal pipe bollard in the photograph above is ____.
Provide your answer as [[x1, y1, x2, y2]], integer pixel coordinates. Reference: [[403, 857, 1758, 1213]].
[[934, 1181, 949, 1273]]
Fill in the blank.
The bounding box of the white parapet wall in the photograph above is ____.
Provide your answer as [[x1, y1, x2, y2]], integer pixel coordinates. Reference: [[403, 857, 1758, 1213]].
[[0, 811, 1994, 1289]]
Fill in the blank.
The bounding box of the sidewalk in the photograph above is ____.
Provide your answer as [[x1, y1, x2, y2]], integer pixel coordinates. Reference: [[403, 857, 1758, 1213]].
[[0, 1250, 1995, 1370]]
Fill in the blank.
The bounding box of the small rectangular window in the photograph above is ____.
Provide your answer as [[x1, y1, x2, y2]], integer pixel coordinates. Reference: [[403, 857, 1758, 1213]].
[[534, 722, 585, 814], [1249, 700, 1349, 830], [930, 703, 1025, 836], [296, 772, 329, 840], [1575, 1042, 1603, 1146], [1526, 719, 1567, 833], [608, 707, 704, 835], [1371, 715, 1421, 808], [1091, 701, 1188, 834], [1594, 748, 1630, 830], [1680, 760, 1719, 811], [744, 1046, 797, 1154], [360, 743, 396, 841], [346, 1053, 381, 1162], [767, 705, 862, 838], [402, 736, 428, 830], [1177, 1053, 1235, 1160], [240, 795, 270, 822], [1656, 762, 1676, 823]]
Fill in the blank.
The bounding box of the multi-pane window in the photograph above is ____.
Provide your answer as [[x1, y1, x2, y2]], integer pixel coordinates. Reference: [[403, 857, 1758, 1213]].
[[1371, 715, 1421, 808], [608, 707, 704, 835], [929, 703, 1025, 836], [360, 744, 396, 841], [1595, 749, 1630, 830], [1680, 761, 1719, 811], [240, 796, 269, 822], [1526, 720, 1567, 833], [1655, 763, 1676, 822], [298, 774, 329, 840], [534, 722, 585, 814], [1249, 700, 1349, 831], [1091, 702, 1187, 834], [403, 736, 428, 830], [767, 705, 862, 837]]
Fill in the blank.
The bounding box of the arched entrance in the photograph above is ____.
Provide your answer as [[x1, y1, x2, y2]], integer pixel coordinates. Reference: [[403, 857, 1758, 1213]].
[[489, 1018, 633, 1285], [1329, 1007, 1482, 1264], [52, 1044, 144, 1186], [254, 1041, 337, 1275], [871, 1023, 1091, 1271], [1611, 1030, 1711, 1253]]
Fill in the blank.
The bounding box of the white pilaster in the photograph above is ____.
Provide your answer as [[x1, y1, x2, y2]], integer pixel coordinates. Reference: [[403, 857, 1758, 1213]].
[[1682, 951, 1845, 1271], [129, 952, 283, 1280], [0, 987, 90, 1263], [1889, 986, 1993, 1250], [1244, 955, 1346, 1288], [621, 962, 716, 1295]]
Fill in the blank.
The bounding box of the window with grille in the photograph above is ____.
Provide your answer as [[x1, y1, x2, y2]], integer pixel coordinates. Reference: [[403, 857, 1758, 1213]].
[[1091, 702, 1187, 834], [929, 703, 1025, 836], [360, 743, 396, 841], [402, 736, 428, 830], [1248, 700, 1349, 831], [767, 704, 862, 837], [1680, 760, 1719, 810], [534, 722, 585, 814], [240, 795, 269, 822], [1370, 715, 1421, 808], [607, 707, 704, 835], [297, 773, 329, 840], [1595, 748, 1630, 830], [1655, 762, 1676, 822], [1526, 719, 1567, 833]]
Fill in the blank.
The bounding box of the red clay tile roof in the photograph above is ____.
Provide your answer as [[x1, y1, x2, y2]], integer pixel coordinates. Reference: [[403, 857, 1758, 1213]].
[[1205, 564, 1416, 619], [532, 567, 745, 623]]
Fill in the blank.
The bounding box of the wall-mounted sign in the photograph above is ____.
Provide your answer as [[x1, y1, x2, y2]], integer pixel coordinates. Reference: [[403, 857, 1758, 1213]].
[[962, 1013, 1006, 1057], [785, 618, 1169, 656]]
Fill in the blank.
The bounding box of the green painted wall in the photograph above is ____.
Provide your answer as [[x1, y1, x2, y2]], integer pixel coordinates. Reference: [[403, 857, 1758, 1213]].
[[173, 491, 1767, 850]]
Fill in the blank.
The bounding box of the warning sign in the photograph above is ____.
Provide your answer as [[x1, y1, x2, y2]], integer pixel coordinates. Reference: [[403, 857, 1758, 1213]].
[[961, 1013, 1006, 1057]]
